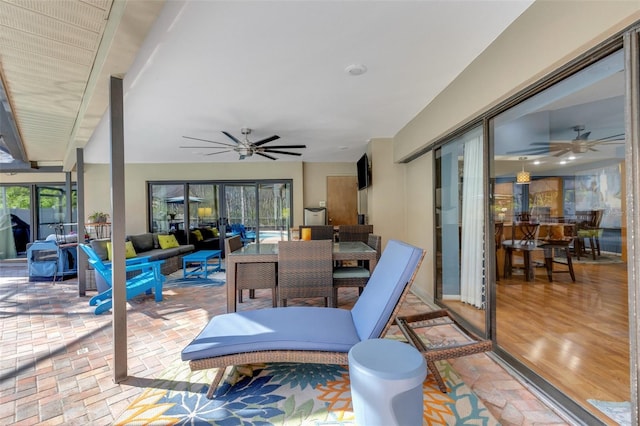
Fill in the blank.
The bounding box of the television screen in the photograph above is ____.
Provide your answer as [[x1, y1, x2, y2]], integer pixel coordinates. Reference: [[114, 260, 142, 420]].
[[357, 153, 370, 190]]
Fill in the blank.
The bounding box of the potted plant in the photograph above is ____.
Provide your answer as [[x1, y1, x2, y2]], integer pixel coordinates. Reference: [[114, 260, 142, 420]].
[[88, 211, 110, 224]]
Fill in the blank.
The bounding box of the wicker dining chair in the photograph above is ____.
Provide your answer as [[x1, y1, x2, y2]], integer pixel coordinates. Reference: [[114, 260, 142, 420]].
[[225, 236, 277, 308], [332, 234, 381, 307], [277, 239, 333, 307], [338, 224, 373, 243], [299, 225, 334, 241]]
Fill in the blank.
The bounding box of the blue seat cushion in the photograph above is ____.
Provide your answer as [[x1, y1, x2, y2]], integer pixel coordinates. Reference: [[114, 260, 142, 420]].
[[181, 307, 359, 361]]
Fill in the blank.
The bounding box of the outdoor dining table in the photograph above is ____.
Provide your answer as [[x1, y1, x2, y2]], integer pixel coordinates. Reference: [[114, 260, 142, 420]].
[[225, 240, 378, 313]]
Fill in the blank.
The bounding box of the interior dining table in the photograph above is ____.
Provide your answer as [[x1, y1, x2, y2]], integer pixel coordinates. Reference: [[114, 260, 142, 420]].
[[225, 240, 378, 313]]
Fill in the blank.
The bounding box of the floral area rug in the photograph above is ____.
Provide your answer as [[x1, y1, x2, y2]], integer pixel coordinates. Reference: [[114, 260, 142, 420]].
[[115, 358, 498, 425]]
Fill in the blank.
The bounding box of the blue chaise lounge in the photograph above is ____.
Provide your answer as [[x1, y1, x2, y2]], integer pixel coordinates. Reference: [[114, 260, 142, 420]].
[[181, 239, 425, 399]]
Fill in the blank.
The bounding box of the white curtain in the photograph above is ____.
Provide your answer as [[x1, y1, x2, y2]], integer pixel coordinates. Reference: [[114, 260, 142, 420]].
[[460, 135, 484, 308]]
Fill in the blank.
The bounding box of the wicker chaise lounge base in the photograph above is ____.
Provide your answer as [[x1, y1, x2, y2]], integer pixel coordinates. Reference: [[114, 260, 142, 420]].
[[395, 310, 493, 393], [182, 239, 426, 399]]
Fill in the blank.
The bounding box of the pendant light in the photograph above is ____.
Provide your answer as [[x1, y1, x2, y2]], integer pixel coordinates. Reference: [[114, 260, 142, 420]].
[[516, 157, 530, 184]]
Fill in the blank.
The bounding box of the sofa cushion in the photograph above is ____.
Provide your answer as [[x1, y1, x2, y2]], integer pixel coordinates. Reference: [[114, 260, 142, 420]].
[[128, 233, 154, 252], [90, 239, 110, 261], [141, 245, 194, 261], [158, 234, 180, 249]]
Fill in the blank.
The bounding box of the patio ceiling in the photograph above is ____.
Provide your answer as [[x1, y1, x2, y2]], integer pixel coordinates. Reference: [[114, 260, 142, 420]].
[[0, 0, 534, 171]]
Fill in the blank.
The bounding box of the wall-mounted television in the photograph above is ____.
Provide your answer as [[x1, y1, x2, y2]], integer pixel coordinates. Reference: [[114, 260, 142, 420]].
[[357, 153, 370, 190]]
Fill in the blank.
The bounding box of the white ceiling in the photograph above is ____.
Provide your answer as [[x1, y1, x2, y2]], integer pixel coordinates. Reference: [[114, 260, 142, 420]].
[[0, 0, 534, 169]]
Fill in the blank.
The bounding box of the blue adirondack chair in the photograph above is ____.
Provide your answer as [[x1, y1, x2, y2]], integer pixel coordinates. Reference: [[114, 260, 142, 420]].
[[79, 244, 165, 315]]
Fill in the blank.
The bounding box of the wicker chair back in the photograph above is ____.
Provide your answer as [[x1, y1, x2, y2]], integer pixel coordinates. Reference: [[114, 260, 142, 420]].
[[278, 239, 333, 306]]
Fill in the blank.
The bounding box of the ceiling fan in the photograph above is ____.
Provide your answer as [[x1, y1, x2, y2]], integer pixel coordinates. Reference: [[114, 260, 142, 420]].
[[181, 128, 306, 160], [508, 125, 625, 157]]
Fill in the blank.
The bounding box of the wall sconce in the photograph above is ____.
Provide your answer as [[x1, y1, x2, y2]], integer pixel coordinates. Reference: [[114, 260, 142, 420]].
[[516, 157, 530, 184]]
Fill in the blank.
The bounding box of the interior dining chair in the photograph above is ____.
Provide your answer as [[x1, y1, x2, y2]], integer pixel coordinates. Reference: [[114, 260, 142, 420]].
[[225, 235, 277, 308], [332, 234, 381, 307], [277, 239, 333, 307], [574, 210, 604, 260]]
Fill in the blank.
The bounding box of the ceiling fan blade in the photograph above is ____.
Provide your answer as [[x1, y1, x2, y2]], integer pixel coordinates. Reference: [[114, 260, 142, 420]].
[[205, 149, 233, 156], [180, 146, 229, 149], [256, 152, 277, 160], [253, 135, 280, 147], [596, 133, 625, 141], [506, 148, 551, 155], [222, 131, 242, 144], [182, 136, 236, 147], [261, 149, 302, 156], [260, 144, 306, 149]]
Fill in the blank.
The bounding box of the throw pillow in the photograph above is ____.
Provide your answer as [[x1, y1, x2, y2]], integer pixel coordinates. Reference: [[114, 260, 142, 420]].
[[128, 233, 154, 252], [192, 229, 203, 241], [106, 241, 137, 260], [212, 228, 219, 237], [90, 239, 110, 261], [158, 234, 180, 249]]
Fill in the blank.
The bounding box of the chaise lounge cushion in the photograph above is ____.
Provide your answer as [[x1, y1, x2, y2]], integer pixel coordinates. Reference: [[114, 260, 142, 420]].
[[181, 240, 424, 362], [181, 307, 359, 361]]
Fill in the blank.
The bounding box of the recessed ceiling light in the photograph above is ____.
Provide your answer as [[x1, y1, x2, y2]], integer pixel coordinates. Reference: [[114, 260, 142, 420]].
[[345, 64, 367, 76]]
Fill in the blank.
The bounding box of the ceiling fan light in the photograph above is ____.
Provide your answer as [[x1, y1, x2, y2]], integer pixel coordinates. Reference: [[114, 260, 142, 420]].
[[516, 170, 530, 184], [237, 147, 252, 156]]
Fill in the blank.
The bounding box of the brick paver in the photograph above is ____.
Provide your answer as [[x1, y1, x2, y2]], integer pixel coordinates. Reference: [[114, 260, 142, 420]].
[[0, 259, 568, 424]]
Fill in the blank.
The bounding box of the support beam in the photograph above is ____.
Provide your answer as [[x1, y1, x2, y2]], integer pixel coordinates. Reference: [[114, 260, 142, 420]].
[[77, 148, 87, 296], [110, 76, 127, 382]]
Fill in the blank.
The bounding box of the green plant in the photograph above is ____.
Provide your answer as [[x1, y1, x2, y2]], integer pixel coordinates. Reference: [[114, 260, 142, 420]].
[[88, 211, 110, 223]]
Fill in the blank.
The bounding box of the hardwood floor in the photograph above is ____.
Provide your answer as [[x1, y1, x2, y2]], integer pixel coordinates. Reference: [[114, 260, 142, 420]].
[[444, 255, 629, 424]]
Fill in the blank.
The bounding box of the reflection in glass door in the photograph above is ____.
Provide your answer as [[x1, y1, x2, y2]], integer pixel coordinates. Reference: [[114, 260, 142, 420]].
[[258, 182, 291, 242], [36, 184, 76, 240], [434, 126, 486, 334], [0, 185, 31, 257], [223, 182, 292, 244], [491, 49, 628, 421]]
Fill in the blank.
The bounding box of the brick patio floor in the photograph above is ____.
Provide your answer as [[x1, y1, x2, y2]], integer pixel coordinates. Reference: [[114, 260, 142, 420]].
[[0, 259, 570, 425]]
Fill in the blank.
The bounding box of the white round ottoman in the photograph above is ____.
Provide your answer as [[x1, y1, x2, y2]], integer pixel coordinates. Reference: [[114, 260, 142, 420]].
[[348, 338, 427, 426]]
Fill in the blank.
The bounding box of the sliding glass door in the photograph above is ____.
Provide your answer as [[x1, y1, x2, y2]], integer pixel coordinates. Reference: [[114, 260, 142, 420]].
[[434, 126, 487, 333], [148, 180, 293, 248], [490, 49, 628, 420]]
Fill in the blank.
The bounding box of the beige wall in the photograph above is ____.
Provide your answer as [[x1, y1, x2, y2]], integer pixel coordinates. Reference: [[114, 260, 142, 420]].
[[302, 162, 356, 210], [84, 162, 304, 234], [368, 139, 405, 247], [403, 151, 433, 303], [394, 1, 640, 161]]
